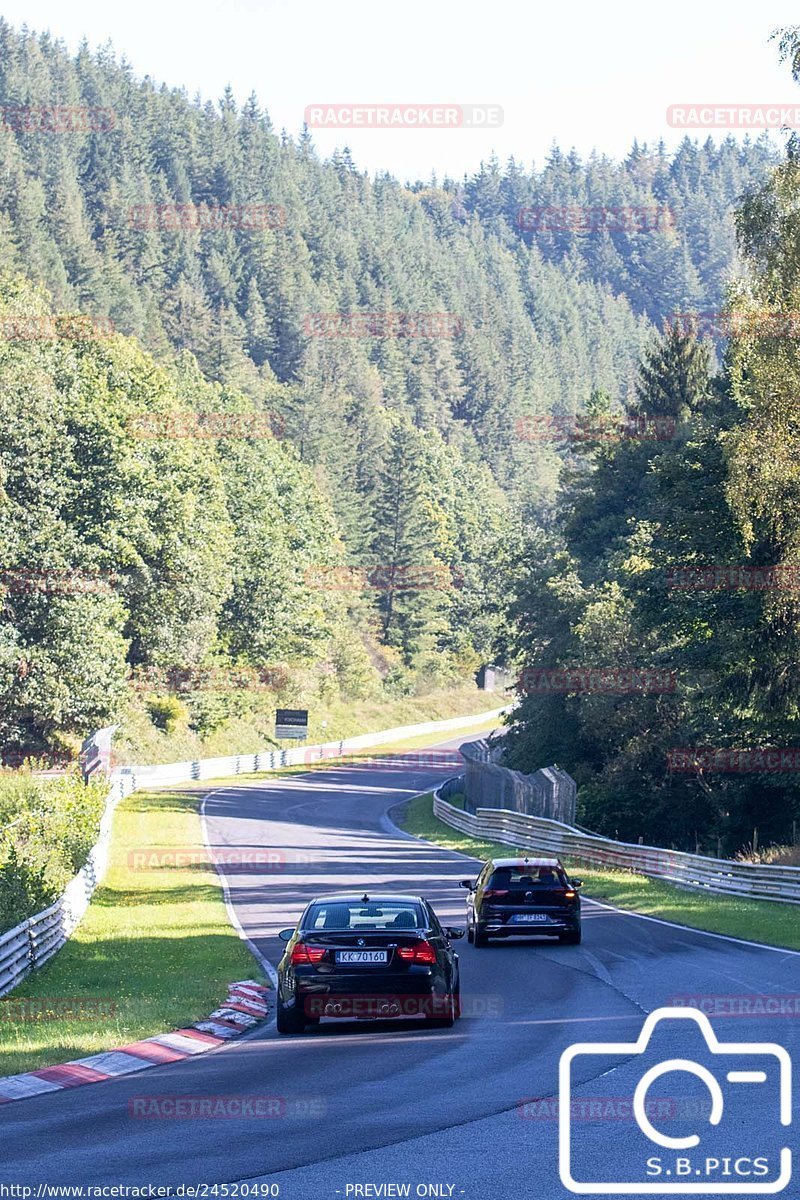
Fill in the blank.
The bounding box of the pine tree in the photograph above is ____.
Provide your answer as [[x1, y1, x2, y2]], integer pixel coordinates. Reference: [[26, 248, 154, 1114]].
[[371, 417, 439, 659]]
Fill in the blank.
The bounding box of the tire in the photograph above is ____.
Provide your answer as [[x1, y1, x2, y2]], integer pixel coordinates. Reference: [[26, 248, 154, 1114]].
[[474, 926, 489, 948], [427, 989, 456, 1029], [276, 996, 306, 1035], [466, 923, 474, 944], [559, 929, 582, 945]]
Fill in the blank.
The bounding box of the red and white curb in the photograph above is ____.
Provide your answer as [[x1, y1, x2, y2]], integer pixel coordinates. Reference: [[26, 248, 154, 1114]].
[[0, 980, 270, 1105]]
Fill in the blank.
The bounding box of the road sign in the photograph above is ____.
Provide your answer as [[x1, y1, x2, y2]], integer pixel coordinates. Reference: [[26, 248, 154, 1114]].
[[275, 708, 309, 740], [79, 724, 118, 783]]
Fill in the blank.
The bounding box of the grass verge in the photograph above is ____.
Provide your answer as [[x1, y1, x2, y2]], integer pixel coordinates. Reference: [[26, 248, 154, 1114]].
[[396, 792, 800, 952], [0, 787, 259, 1077], [0, 709, 501, 1075], [196, 712, 504, 786], [116, 682, 509, 766]]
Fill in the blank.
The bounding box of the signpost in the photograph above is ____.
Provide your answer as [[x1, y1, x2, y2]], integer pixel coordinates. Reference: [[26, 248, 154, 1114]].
[[79, 724, 118, 783], [275, 708, 309, 740]]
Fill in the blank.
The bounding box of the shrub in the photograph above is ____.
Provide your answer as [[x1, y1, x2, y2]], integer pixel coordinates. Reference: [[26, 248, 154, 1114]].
[[0, 770, 108, 932], [145, 693, 189, 734], [736, 843, 800, 866], [383, 666, 415, 697]]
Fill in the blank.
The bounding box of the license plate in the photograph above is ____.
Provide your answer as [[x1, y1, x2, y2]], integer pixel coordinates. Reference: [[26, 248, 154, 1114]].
[[335, 950, 388, 964], [512, 913, 549, 923]]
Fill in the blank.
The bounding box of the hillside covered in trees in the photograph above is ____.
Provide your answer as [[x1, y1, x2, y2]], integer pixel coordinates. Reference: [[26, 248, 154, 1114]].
[[0, 16, 792, 845], [0, 19, 777, 521], [499, 24, 800, 854]]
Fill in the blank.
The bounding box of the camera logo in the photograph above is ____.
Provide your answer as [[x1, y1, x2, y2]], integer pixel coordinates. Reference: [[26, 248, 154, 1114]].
[[559, 1007, 792, 1194]]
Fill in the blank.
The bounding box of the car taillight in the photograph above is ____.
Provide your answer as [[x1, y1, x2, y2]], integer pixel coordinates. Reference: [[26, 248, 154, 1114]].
[[483, 889, 509, 899], [396, 940, 437, 964], [290, 942, 326, 965]]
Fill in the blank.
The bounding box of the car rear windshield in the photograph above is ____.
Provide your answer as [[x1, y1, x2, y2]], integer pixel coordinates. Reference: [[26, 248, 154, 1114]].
[[304, 901, 425, 931], [489, 867, 568, 887]]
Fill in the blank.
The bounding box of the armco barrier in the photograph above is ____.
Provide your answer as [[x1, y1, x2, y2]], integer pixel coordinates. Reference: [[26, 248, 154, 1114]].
[[0, 769, 125, 997], [0, 706, 507, 996], [433, 781, 800, 905]]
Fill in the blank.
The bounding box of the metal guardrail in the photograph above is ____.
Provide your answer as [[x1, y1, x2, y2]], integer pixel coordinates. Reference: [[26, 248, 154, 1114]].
[[433, 780, 800, 905], [0, 706, 507, 997], [0, 774, 125, 998]]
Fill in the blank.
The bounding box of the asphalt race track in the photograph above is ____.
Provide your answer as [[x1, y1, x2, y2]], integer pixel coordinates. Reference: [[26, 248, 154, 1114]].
[[1, 732, 798, 1198]]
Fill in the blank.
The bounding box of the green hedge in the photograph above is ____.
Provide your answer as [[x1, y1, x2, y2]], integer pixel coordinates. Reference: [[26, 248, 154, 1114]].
[[0, 771, 108, 933]]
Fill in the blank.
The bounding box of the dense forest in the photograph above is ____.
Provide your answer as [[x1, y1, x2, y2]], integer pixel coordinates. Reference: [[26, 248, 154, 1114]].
[[0, 18, 776, 523], [500, 23, 800, 853], [1, 18, 798, 859]]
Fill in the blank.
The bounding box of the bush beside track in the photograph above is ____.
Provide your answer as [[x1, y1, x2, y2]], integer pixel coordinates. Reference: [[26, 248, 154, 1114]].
[[397, 792, 800, 952], [0, 771, 108, 931], [0, 786, 259, 1078], [0, 714, 504, 1076]]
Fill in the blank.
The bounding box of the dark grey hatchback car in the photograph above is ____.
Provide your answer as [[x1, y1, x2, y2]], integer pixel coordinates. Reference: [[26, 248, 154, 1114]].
[[461, 856, 582, 945], [276, 892, 464, 1034]]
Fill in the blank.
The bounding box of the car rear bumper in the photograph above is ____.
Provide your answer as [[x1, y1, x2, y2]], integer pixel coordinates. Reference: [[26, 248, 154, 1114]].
[[292, 973, 452, 1019], [480, 914, 580, 935]]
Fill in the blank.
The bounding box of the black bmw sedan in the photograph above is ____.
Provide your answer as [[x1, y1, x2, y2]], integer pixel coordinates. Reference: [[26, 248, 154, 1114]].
[[275, 892, 464, 1034]]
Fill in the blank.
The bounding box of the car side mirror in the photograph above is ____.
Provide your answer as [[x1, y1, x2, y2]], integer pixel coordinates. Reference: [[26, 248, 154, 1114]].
[[459, 879, 476, 889], [445, 927, 465, 940], [571, 880, 583, 889], [278, 928, 295, 941]]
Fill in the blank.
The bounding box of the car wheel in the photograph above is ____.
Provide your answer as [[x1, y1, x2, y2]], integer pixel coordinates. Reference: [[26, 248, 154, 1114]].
[[276, 997, 306, 1034], [466, 922, 474, 944], [474, 927, 489, 947], [559, 929, 582, 945], [427, 990, 456, 1029]]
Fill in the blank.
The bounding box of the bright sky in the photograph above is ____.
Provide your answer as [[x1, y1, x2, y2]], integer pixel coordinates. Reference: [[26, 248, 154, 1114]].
[[4, 0, 800, 180]]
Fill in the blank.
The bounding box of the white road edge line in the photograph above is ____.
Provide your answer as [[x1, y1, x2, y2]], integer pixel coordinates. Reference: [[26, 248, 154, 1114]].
[[382, 798, 800, 959], [580, 896, 800, 958], [200, 788, 279, 990], [201, 781, 444, 1010]]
